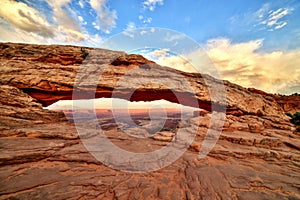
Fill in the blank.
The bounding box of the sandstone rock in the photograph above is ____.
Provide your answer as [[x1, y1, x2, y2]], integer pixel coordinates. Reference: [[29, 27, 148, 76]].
[[249, 87, 300, 113], [0, 85, 66, 128], [0, 42, 288, 117], [229, 121, 249, 131], [248, 121, 265, 133], [276, 95, 300, 113], [152, 131, 175, 142], [0, 42, 299, 199]]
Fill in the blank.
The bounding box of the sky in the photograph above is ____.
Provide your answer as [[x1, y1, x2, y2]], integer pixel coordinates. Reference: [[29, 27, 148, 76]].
[[0, 0, 300, 96]]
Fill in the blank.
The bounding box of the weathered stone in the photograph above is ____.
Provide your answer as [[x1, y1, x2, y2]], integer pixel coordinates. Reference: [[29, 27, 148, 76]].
[[0, 42, 299, 200], [0, 42, 289, 117]]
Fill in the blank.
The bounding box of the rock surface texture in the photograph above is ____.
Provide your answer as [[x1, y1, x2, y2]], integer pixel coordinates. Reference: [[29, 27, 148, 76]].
[[0, 43, 299, 199], [0, 43, 286, 117]]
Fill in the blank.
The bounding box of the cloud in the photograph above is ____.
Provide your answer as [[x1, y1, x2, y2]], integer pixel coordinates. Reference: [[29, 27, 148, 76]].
[[142, 39, 300, 94], [0, 0, 54, 38], [140, 30, 147, 35], [138, 15, 152, 25], [0, 20, 52, 44], [0, 0, 84, 43], [164, 33, 186, 42], [123, 22, 136, 38], [0, 0, 106, 46], [46, 0, 84, 42], [78, 0, 84, 8], [78, 16, 87, 25], [274, 22, 287, 30], [89, 0, 117, 34], [256, 4, 292, 31], [204, 38, 300, 94], [143, 0, 163, 11], [143, 48, 197, 73]]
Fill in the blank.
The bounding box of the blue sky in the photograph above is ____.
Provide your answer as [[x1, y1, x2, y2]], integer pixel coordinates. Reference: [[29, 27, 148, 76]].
[[0, 0, 299, 94]]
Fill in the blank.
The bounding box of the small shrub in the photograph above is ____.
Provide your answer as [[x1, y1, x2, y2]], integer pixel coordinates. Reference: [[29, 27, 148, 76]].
[[286, 112, 293, 118], [286, 112, 300, 125], [80, 47, 89, 59]]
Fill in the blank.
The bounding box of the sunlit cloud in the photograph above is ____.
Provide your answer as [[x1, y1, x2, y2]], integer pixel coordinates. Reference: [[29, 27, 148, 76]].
[[46, 0, 84, 42], [0, 0, 54, 38], [205, 38, 300, 94], [0, 0, 116, 46], [142, 39, 300, 94]]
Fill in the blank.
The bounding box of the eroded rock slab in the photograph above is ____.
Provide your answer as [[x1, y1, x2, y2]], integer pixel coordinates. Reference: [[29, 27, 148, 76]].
[[0, 43, 300, 199], [0, 87, 299, 200], [0, 42, 289, 117]]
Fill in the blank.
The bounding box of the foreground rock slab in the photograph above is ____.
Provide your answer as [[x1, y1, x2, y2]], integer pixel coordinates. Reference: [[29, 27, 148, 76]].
[[0, 85, 299, 199]]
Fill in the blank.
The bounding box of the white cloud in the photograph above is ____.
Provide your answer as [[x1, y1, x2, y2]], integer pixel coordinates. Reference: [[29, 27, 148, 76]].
[[78, 0, 84, 8], [143, 17, 152, 24], [123, 22, 136, 38], [81, 33, 104, 47], [140, 30, 147, 35], [126, 22, 136, 30], [78, 16, 84, 22], [143, 0, 164, 11], [164, 33, 185, 42], [257, 4, 292, 30], [269, 8, 289, 22], [274, 21, 287, 30], [89, 0, 117, 34], [78, 16, 87, 25], [143, 48, 197, 73], [256, 3, 270, 19], [92, 21, 100, 30], [138, 15, 152, 24]]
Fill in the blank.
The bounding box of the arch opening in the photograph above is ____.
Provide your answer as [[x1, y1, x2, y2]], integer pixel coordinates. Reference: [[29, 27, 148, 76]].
[[45, 98, 206, 133]]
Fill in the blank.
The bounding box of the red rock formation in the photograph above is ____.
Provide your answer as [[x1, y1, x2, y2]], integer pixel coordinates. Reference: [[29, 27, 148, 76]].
[[274, 95, 300, 113], [0, 43, 299, 199], [248, 87, 300, 113], [0, 43, 287, 117]]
